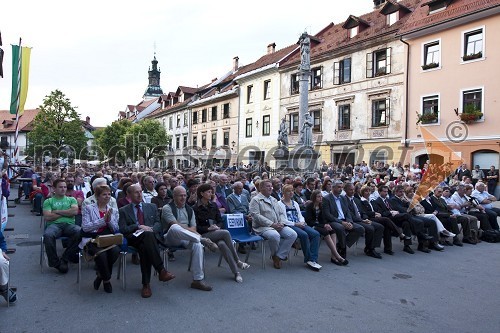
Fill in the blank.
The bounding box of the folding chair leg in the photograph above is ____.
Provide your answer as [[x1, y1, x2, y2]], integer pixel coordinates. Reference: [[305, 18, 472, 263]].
[[77, 251, 82, 293], [40, 236, 44, 273], [217, 253, 223, 267], [6, 267, 9, 308], [261, 241, 266, 269]]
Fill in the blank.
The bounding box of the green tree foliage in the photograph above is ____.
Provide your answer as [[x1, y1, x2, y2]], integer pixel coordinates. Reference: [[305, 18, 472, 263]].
[[27, 90, 88, 162], [121, 119, 171, 163], [94, 120, 132, 163]]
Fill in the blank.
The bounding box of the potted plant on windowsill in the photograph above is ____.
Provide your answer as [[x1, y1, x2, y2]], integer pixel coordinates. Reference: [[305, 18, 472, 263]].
[[455, 106, 483, 123], [374, 67, 387, 77], [416, 111, 438, 125], [462, 51, 482, 61], [421, 62, 439, 70]]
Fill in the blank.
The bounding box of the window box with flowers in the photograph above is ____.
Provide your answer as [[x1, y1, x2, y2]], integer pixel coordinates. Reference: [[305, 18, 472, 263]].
[[416, 111, 439, 125], [462, 52, 482, 61], [421, 62, 439, 70], [455, 106, 483, 123]]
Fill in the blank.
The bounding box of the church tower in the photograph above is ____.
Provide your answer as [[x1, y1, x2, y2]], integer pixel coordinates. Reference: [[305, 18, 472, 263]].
[[143, 54, 163, 100]]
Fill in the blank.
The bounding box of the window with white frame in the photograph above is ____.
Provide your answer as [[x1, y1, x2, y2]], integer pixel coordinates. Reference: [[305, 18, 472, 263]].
[[211, 106, 217, 121], [192, 111, 198, 124], [334, 58, 351, 85], [264, 80, 271, 100], [202, 134, 207, 148], [176, 114, 181, 128], [184, 113, 188, 127], [423, 40, 440, 69], [310, 67, 323, 90], [169, 116, 173, 129], [223, 103, 230, 119], [463, 28, 483, 61], [462, 88, 483, 119], [311, 110, 321, 133], [338, 104, 351, 130], [247, 85, 254, 104], [291, 73, 299, 95], [367, 48, 391, 78], [193, 135, 198, 147], [202, 109, 207, 122], [223, 131, 229, 146], [420, 95, 439, 124], [183, 135, 188, 148], [175, 136, 180, 149], [387, 11, 399, 26], [288, 113, 299, 134], [211, 132, 217, 147], [371, 98, 390, 127], [349, 27, 358, 38], [262, 115, 270, 136], [245, 118, 252, 138]]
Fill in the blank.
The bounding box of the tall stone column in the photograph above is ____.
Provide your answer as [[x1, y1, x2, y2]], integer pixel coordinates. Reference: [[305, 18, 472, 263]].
[[298, 32, 311, 145]]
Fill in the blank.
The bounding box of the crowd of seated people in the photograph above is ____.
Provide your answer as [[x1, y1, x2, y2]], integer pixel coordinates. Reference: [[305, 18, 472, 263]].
[[6, 158, 498, 301]]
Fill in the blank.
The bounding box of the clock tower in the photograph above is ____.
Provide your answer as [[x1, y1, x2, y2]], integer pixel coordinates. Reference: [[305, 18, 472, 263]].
[[143, 54, 163, 100]]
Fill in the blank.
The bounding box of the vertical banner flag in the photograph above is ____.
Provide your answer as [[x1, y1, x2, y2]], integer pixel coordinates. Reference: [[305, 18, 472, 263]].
[[10, 44, 32, 116], [0, 32, 4, 78]]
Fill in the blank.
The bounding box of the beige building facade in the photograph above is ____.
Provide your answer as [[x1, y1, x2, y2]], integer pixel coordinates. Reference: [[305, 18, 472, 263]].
[[400, 0, 500, 170]]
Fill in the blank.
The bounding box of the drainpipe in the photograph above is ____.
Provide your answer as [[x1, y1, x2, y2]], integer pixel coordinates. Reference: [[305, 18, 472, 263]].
[[399, 36, 410, 149]]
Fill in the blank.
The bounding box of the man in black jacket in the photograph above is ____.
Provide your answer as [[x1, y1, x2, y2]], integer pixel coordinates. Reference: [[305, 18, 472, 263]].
[[118, 184, 175, 298], [343, 183, 383, 259], [371, 185, 416, 254], [389, 185, 443, 253], [431, 187, 473, 245], [322, 181, 364, 259]]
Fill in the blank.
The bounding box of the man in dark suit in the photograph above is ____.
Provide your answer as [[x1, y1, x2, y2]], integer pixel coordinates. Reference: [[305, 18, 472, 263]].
[[302, 177, 315, 201], [322, 181, 364, 259], [271, 178, 283, 201], [389, 185, 443, 253], [371, 185, 417, 254], [227, 181, 253, 254], [431, 187, 472, 245], [343, 183, 383, 259], [119, 184, 175, 298]]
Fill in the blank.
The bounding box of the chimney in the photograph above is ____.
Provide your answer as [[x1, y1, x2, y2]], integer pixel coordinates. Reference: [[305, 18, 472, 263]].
[[373, 0, 386, 9], [86, 116, 90, 124], [233, 56, 239, 71], [267, 43, 276, 55]]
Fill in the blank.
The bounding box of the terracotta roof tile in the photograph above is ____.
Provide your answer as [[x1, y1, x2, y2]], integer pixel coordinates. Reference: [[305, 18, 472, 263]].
[[280, 0, 420, 68], [398, 0, 500, 35], [0, 109, 40, 133]]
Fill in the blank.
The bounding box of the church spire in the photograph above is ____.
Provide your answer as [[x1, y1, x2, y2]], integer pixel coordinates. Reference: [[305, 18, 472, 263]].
[[143, 53, 163, 100]]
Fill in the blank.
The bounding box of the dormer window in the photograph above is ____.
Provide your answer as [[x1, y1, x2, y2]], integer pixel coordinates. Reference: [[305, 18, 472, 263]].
[[349, 27, 358, 38], [342, 15, 369, 39], [380, 1, 411, 24], [387, 11, 399, 26], [427, 0, 451, 14]]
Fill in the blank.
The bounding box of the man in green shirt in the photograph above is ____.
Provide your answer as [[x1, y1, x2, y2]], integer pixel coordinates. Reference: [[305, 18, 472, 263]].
[[43, 178, 80, 274]]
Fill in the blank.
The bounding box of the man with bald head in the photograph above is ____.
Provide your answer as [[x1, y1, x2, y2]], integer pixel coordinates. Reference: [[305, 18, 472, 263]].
[[161, 186, 215, 291]]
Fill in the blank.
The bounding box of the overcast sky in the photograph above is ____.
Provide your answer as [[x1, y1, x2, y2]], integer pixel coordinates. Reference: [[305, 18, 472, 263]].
[[0, 0, 373, 127]]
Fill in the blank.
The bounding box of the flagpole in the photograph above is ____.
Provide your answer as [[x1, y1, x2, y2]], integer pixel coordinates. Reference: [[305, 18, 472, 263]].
[[12, 38, 22, 164]]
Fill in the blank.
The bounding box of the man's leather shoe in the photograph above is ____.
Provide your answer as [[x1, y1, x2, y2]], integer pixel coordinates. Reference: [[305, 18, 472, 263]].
[[430, 242, 444, 251], [191, 280, 212, 291], [417, 243, 431, 253], [384, 249, 394, 255], [453, 239, 463, 247], [403, 245, 415, 254], [158, 269, 175, 282], [462, 237, 476, 245], [132, 254, 140, 265], [141, 284, 152, 298], [272, 255, 281, 269], [419, 233, 433, 241], [366, 249, 382, 259]]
